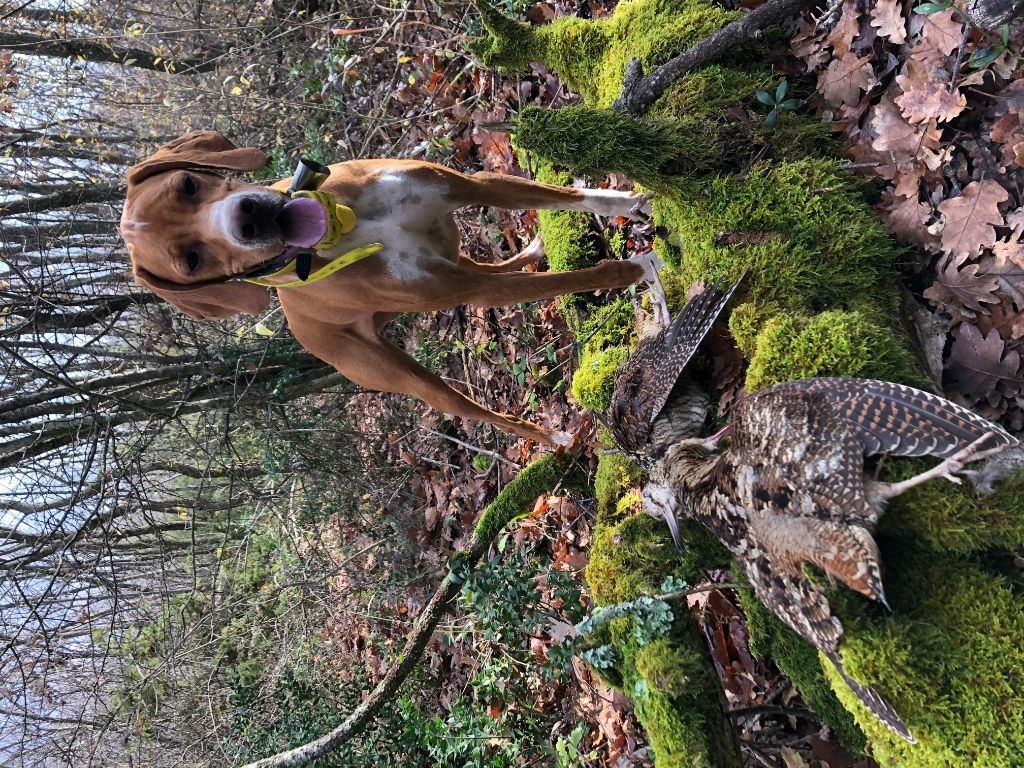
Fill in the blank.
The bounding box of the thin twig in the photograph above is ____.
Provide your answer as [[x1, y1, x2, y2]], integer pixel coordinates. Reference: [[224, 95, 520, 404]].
[[419, 426, 519, 467]]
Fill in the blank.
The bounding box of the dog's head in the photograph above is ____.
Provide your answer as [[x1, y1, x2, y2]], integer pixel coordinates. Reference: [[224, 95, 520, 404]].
[[121, 132, 329, 320]]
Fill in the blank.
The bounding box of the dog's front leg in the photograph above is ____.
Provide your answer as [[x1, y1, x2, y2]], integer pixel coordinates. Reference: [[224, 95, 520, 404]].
[[292, 323, 571, 447], [403, 164, 646, 219]]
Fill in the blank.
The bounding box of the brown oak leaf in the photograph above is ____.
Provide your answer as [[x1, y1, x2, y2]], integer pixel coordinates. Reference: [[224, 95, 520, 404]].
[[819, 52, 877, 108], [926, 259, 1001, 314], [827, 1, 862, 58], [912, 9, 965, 61], [893, 161, 925, 198], [946, 323, 1022, 406], [1007, 207, 1024, 238], [791, 19, 829, 69], [870, 0, 907, 43], [881, 191, 937, 249], [868, 92, 942, 157], [895, 59, 967, 124], [978, 301, 1024, 344], [991, 111, 1024, 168], [936, 179, 1009, 266]]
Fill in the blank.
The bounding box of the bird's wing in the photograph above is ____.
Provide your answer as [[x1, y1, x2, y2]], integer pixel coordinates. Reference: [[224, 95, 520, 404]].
[[742, 538, 915, 742], [764, 377, 1018, 458], [647, 273, 744, 425], [741, 545, 844, 657], [730, 387, 876, 527], [606, 272, 742, 453]]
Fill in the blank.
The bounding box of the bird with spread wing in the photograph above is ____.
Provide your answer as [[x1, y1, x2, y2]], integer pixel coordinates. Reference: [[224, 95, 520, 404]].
[[606, 276, 1020, 743]]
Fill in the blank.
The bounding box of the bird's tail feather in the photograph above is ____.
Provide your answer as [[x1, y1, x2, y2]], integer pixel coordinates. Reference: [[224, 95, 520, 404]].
[[826, 652, 916, 743]]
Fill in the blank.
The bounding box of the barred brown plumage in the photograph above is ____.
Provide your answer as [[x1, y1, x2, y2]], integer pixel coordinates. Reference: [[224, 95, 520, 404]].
[[606, 274, 743, 457], [609, 289, 1020, 744]]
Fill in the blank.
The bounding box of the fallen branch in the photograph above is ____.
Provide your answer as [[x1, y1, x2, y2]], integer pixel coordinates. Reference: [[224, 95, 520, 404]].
[[613, 0, 809, 114], [239, 452, 579, 768]]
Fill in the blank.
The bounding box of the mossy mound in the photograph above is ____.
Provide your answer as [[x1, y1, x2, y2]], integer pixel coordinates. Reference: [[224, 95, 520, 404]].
[[824, 546, 1024, 767], [744, 310, 925, 393], [473, 0, 741, 108]]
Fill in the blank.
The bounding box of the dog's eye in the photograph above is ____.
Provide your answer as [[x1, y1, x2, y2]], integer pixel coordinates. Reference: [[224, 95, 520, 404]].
[[185, 251, 201, 272], [181, 175, 198, 198]]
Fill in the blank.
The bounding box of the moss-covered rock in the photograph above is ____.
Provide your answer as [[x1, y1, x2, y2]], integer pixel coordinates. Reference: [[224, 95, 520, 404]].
[[824, 546, 1024, 767], [571, 345, 628, 413], [744, 310, 924, 393]]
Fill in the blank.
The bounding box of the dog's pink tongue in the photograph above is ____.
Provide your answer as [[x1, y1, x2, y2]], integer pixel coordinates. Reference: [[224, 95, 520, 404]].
[[278, 198, 327, 247]]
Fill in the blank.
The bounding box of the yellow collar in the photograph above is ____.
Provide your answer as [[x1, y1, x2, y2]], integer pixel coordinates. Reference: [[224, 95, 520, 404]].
[[244, 242, 383, 288], [244, 190, 382, 288]]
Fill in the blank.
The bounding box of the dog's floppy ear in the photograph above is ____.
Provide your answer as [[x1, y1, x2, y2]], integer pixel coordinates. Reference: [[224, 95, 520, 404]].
[[133, 264, 271, 321], [126, 131, 267, 187]]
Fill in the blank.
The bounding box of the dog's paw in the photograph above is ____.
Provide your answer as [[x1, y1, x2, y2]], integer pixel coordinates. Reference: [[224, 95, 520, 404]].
[[580, 188, 650, 219], [627, 250, 664, 284], [549, 430, 575, 448], [521, 234, 545, 262], [629, 191, 654, 220]]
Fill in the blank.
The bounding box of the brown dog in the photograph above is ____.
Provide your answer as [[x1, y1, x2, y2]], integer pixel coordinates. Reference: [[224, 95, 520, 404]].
[[121, 132, 661, 446]]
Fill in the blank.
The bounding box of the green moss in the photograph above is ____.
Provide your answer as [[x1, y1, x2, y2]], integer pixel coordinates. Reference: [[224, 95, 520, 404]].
[[594, 451, 644, 520], [516, 105, 725, 187], [878, 460, 1024, 553], [588, 460, 729, 602], [661, 65, 771, 119], [824, 546, 1024, 767], [744, 310, 923, 393], [571, 345, 628, 413], [738, 571, 867, 752], [577, 297, 636, 353], [621, 627, 741, 768], [654, 160, 900, 320], [586, 503, 740, 767], [471, 453, 579, 543], [474, 0, 740, 108]]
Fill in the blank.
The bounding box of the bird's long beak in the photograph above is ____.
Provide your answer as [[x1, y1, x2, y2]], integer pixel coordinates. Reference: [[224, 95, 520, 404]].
[[664, 509, 683, 551]]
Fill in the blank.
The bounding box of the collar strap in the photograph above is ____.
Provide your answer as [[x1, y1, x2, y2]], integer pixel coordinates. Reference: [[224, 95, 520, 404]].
[[293, 189, 356, 249], [243, 189, 379, 288], [244, 242, 383, 288]]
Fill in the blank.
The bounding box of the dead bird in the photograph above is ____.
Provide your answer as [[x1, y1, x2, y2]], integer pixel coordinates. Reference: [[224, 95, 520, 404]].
[[607, 282, 1019, 743]]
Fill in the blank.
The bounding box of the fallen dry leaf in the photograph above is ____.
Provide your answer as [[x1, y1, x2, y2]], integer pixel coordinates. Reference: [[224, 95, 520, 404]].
[[946, 323, 1022, 406], [881, 192, 937, 249], [991, 111, 1024, 168], [819, 52, 877, 108], [895, 59, 967, 124], [926, 259, 1001, 314], [912, 8, 965, 60], [869, 93, 941, 156], [870, 0, 907, 44], [936, 179, 1010, 266], [827, 1, 861, 58]]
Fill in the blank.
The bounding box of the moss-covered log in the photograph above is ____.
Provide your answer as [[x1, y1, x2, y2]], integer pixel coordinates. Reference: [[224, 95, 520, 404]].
[[470, 0, 1024, 764]]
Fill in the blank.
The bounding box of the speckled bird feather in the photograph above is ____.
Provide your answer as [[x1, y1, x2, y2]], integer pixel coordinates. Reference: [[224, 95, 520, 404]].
[[607, 273, 742, 455]]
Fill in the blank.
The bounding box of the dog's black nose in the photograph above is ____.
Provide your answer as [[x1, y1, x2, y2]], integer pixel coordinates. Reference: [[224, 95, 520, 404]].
[[229, 195, 281, 245]]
